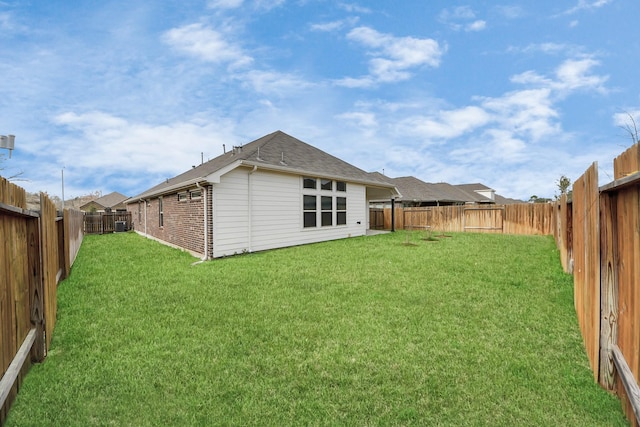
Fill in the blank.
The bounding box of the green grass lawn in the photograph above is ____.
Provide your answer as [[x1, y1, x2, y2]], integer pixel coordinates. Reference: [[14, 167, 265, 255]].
[[5, 231, 628, 426]]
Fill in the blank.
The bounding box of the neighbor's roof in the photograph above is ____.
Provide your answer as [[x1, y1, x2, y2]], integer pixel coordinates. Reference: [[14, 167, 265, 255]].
[[129, 131, 397, 201], [453, 183, 495, 203], [369, 175, 470, 203], [80, 191, 128, 210]]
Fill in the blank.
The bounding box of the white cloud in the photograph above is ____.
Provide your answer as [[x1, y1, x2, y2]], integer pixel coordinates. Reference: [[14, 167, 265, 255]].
[[495, 5, 524, 19], [238, 70, 315, 94], [337, 111, 378, 128], [50, 111, 235, 183], [396, 106, 491, 141], [336, 26, 444, 87], [563, 0, 612, 15], [310, 17, 359, 32], [338, 3, 372, 14], [467, 20, 486, 32], [162, 23, 253, 68], [511, 57, 608, 95], [208, 0, 244, 9], [480, 88, 560, 142], [439, 6, 487, 32]]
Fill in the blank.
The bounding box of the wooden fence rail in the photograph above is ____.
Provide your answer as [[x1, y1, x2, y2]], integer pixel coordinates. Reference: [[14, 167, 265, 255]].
[[0, 177, 84, 424]]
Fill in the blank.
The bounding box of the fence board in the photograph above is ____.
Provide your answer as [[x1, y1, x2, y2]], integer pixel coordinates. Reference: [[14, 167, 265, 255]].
[[374, 203, 554, 236], [464, 207, 503, 233], [0, 178, 31, 423], [613, 184, 640, 424], [1, 177, 83, 423], [613, 144, 640, 180], [84, 211, 132, 234], [40, 194, 58, 352], [572, 162, 600, 380]]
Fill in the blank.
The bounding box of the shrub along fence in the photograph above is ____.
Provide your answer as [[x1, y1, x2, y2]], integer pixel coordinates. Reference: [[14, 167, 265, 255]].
[[0, 177, 83, 424]]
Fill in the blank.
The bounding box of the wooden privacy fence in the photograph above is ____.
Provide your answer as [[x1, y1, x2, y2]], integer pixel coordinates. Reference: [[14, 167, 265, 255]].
[[566, 142, 640, 426], [84, 211, 132, 234], [0, 177, 83, 424], [371, 203, 555, 236]]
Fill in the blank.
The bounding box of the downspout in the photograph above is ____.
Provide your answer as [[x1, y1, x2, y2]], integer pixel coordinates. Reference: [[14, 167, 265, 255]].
[[196, 182, 208, 261], [144, 199, 148, 236], [248, 165, 258, 252]]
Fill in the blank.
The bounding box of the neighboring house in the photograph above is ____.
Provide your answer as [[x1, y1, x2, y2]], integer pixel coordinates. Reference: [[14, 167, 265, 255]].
[[79, 191, 129, 212], [370, 177, 522, 207], [126, 131, 400, 259], [369, 175, 468, 207]]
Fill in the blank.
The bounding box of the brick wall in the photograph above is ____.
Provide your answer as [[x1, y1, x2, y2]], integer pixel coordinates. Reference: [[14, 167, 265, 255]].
[[127, 186, 209, 257]]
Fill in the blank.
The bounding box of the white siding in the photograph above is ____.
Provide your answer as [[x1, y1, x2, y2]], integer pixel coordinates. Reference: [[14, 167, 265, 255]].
[[212, 168, 368, 258]]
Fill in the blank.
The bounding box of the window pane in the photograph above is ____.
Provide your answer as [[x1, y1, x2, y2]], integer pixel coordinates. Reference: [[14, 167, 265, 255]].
[[336, 197, 346, 211], [337, 211, 346, 225], [303, 177, 316, 189], [304, 212, 316, 227], [321, 212, 332, 226], [337, 181, 346, 192], [321, 179, 332, 190], [321, 196, 332, 211], [304, 195, 316, 210]]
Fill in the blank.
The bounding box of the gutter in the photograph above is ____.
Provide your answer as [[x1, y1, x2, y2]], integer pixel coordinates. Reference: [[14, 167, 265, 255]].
[[248, 165, 258, 253], [238, 160, 400, 195]]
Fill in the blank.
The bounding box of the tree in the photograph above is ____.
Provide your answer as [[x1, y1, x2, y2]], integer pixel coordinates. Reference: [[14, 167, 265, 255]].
[[0, 153, 24, 181], [619, 111, 640, 147], [556, 175, 571, 200], [529, 195, 552, 204]]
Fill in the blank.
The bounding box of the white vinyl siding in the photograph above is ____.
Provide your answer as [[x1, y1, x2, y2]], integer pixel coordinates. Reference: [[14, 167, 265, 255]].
[[212, 167, 368, 258]]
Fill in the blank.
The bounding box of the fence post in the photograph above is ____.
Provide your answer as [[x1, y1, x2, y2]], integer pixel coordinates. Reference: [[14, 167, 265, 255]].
[[391, 199, 395, 232]]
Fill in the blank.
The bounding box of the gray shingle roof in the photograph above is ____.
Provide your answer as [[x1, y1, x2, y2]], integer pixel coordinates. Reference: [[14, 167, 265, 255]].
[[453, 183, 494, 203], [129, 131, 396, 201], [81, 191, 129, 209], [369, 175, 469, 203]]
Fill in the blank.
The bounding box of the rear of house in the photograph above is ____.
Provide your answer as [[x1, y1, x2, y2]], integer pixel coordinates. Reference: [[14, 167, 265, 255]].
[[127, 131, 398, 258]]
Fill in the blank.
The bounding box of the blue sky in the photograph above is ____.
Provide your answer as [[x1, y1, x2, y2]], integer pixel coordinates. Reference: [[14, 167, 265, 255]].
[[1, 0, 638, 201]]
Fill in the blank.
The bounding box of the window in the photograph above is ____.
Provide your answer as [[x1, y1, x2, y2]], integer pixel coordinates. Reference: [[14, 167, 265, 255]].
[[178, 192, 188, 202], [302, 177, 348, 229], [337, 197, 346, 225], [158, 197, 164, 227], [190, 189, 202, 200], [321, 196, 332, 226], [303, 177, 316, 189], [303, 195, 316, 228]]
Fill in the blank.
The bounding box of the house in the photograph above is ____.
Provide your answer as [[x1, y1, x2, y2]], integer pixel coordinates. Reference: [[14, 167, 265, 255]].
[[126, 131, 400, 259], [79, 191, 129, 212], [369, 177, 522, 207], [369, 175, 468, 207], [454, 183, 522, 205]]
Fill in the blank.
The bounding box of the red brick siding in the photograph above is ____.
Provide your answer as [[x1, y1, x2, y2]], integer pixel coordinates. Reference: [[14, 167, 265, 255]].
[[127, 186, 209, 256]]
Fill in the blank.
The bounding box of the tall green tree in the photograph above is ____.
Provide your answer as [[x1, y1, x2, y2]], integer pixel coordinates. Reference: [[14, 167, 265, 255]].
[[556, 175, 571, 200]]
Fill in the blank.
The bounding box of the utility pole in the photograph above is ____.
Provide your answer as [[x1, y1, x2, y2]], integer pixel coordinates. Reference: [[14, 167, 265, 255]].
[[61, 168, 65, 211]]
